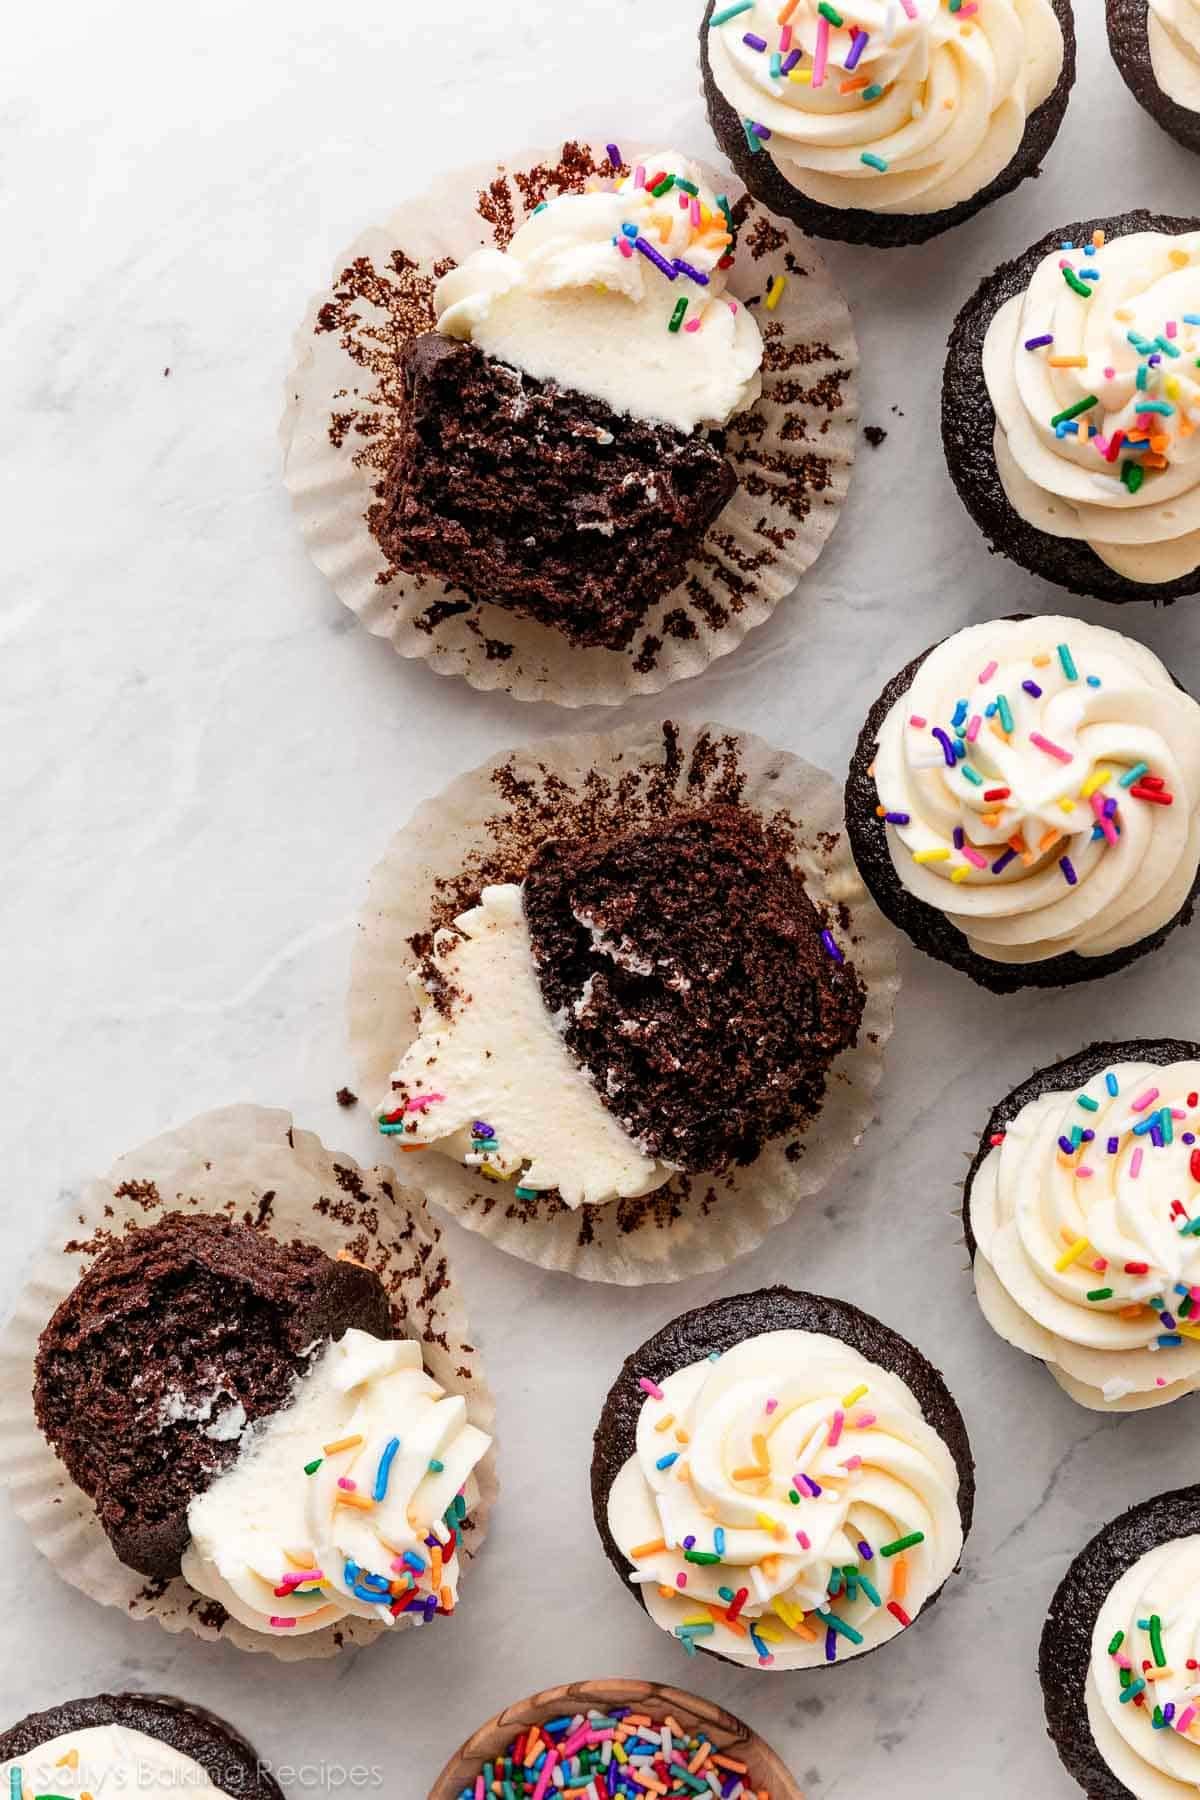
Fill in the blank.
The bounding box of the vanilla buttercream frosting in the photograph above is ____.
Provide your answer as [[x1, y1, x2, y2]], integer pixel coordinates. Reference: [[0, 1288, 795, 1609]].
[[983, 227, 1200, 583], [606, 1329, 963, 1668], [971, 1056, 1200, 1411], [1149, 0, 1200, 114], [3, 1726, 224, 1800], [181, 1329, 491, 1638], [375, 883, 669, 1210], [872, 616, 1200, 966], [705, 0, 1063, 216], [434, 150, 762, 434], [1087, 1533, 1200, 1796]]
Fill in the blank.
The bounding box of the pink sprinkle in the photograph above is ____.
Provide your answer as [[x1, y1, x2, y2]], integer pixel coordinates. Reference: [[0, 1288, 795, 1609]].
[[531, 1754, 559, 1800], [827, 1409, 845, 1447], [1077, 1167, 1094, 1179], [909, 714, 927, 729], [978, 660, 998, 684], [728, 299, 738, 314], [1104, 367, 1116, 380], [796, 1531, 811, 1549], [1157, 1377, 1167, 1387], [840, 1454, 862, 1471], [275, 1568, 325, 1593], [780, 22, 792, 48], [634, 164, 645, 189], [475, 1778, 486, 1800], [1168, 321, 1178, 339], [855, 1411, 877, 1429], [958, 5, 977, 16], [1030, 731, 1073, 764], [1131, 1087, 1160, 1113], [966, 714, 982, 742], [676, 1572, 687, 1587], [1131, 1149, 1145, 1179], [337, 1477, 356, 1491], [405, 1091, 445, 1113], [794, 1472, 816, 1496], [684, 317, 702, 333], [618, 237, 633, 259], [678, 192, 689, 210], [639, 1377, 665, 1400], [560, 1729, 591, 1760], [765, 1398, 778, 1414], [1093, 436, 1110, 458], [1091, 792, 1118, 845], [812, 12, 830, 85], [269, 1616, 297, 1629], [690, 197, 701, 227], [900, 0, 917, 14], [1115, 1653, 1133, 1669], [1177, 1707, 1197, 1735], [961, 845, 989, 870]]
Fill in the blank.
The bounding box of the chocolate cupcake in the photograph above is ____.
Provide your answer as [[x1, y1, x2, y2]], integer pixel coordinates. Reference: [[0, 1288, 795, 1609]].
[[1, 1695, 282, 1800], [965, 1040, 1200, 1411], [32, 1212, 491, 1640], [591, 1287, 973, 1670], [1041, 1488, 1200, 1796], [846, 615, 1200, 993], [943, 213, 1200, 603], [1108, 0, 1200, 158], [700, 0, 1075, 249]]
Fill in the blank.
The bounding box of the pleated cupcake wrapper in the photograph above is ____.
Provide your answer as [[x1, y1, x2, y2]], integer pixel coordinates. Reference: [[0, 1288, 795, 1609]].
[[0, 1103, 498, 1662], [280, 139, 858, 707], [348, 718, 900, 1284]]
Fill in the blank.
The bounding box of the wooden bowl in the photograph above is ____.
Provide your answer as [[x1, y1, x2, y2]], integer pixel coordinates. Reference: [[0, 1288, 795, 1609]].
[[427, 1677, 804, 1799]]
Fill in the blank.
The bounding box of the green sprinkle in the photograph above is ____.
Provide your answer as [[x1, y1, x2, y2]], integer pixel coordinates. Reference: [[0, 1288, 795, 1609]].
[[1150, 1613, 1167, 1667], [1063, 267, 1093, 299], [788, 1489, 801, 1504], [1050, 397, 1098, 428], [879, 1531, 925, 1557], [1057, 642, 1079, 681], [304, 1457, 323, 1476], [960, 763, 983, 785], [651, 174, 676, 198], [1108, 1630, 1125, 1656], [857, 1574, 882, 1607], [514, 1185, 539, 1199], [1087, 1288, 1114, 1302], [860, 151, 889, 172], [1078, 1094, 1099, 1112], [1120, 1678, 1147, 1705], [684, 1548, 723, 1565], [814, 1608, 864, 1643], [668, 297, 688, 333], [818, 1, 844, 19], [428, 1458, 445, 1473], [862, 83, 884, 99], [996, 694, 1014, 734], [1122, 461, 1145, 495], [675, 178, 700, 196], [716, 193, 735, 239], [709, 0, 755, 23]]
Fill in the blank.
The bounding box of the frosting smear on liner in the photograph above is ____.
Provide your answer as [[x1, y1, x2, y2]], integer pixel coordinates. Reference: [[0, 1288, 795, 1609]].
[[984, 228, 1200, 583], [181, 1330, 491, 1637], [705, 0, 1064, 216], [2, 1727, 225, 1800], [971, 1059, 1200, 1411], [872, 617, 1200, 965], [607, 1330, 962, 1668], [434, 149, 762, 434], [1148, 0, 1200, 112], [1088, 1535, 1200, 1796]]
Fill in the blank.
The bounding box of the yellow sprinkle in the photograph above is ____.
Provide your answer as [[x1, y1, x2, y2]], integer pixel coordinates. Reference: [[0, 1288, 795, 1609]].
[[1170, 247, 1191, 267], [1048, 355, 1088, 369], [654, 1412, 676, 1433], [751, 1432, 770, 1467], [681, 1614, 712, 1628], [756, 1510, 785, 1538], [765, 275, 787, 311], [1114, 307, 1134, 321], [754, 1621, 785, 1643], [1033, 652, 1051, 667], [913, 848, 951, 864], [842, 1382, 869, 1407], [1058, 797, 1075, 814], [950, 865, 972, 884], [1166, 375, 1181, 402], [1081, 768, 1112, 798], [789, 66, 812, 82], [56, 1754, 80, 1772], [1177, 1322, 1200, 1341], [1055, 1236, 1091, 1272], [322, 1434, 364, 1455]]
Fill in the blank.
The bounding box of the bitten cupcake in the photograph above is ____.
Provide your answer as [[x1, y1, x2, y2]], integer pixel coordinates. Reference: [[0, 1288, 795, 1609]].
[[943, 213, 1200, 602], [846, 615, 1200, 993], [1, 1695, 282, 1800], [1041, 1487, 1200, 1796], [590, 1288, 973, 1670], [700, 0, 1074, 249], [1108, 0, 1200, 158], [965, 1039, 1200, 1411]]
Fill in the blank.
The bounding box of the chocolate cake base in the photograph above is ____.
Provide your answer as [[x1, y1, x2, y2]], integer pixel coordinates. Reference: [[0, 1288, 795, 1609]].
[[845, 630, 1200, 994], [1107, 0, 1200, 157], [699, 0, 1076, 249], [521, 805, 866, 1173], [943, 210, 1200, 606], [373, 334, 738, 652], [0, 1693, 283, 1800], [960, 1038, 1200, 1263], [590, 1286, 974, 1669], [1041, 1489, 1200, 1799], [34, 1214, 392, 1579]]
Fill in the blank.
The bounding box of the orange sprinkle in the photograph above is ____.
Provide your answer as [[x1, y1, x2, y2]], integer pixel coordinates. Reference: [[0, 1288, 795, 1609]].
[[675, 1427, 690, 1444], [654, 1412, 676, 1433], [1120, 1304, 1147, 1320], [1039, 828, 1062, 853], [706, 1602, 747, 1637], [1048, 355, 1088, 368], [323, 1434, 364, 1455], [689, 1745, 713, 1774], [840, 75, 870, 92], [892, 1555, 909, 1602], [751, 1432, 770, 1467], [335, 1490, 375, 1511], [1033, 652, 1052, 666], [56, 1755, 79, 1772], [630, 1537, 666, 1559], [1093, 229, 1106, 248], [713, 1757, 749, 1775], [439, 1584, 453, 1613], [431, 1547, 444, 1587], [732, 1465, 768, 1483], [778, 0, 801, 18]]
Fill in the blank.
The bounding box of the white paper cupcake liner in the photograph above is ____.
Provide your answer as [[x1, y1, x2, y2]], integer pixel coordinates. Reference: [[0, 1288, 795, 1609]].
[[348, 719, 899, 1283], [0, 1104, 498, 1662], [280, 138, 858, 706]]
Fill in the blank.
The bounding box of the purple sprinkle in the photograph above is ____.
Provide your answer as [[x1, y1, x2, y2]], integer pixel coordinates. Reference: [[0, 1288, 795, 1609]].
[[1152, 1123, 1165, 1150], [1107, 1137, 1120, 1154], [634, 235, 678, 281], [1082, 1129, 1095, 1143], [1104, 796, 1118, 817], [749, 120, 772, 138], [858, 1539, 874, 1561], [472, 1120, 495, 1138], [606, 142, 622, 168], [991, 848, 1017, 874], [933, 727, 957, 767], [1060, 856, 1078, 887], [825, 1626, 838, 1663], [1022, 680, 1043, 698], [1166, 1704, 1177, 1724], [821, 929, 845, 965], [844, 27, 869, 69], [743, 30, 768, 48], [1058, 1136, 1076, 1157], [683, 1534, 696, 1550], [884, 811, 911, 825], [781, 47, 802, 71], [673, 259, 711, 285], [953, 827, 965, 850], [1185, 1133, 1197, 1146], [1025, 334, 1054, 350], [1162, 1312, 1177, 1331]]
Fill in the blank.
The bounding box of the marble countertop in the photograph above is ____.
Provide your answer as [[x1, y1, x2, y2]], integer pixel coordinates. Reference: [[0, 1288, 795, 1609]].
[[6, 1, 1200, 1793]]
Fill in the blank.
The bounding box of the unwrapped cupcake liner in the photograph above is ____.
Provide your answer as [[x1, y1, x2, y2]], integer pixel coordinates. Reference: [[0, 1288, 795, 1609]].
[[280, 139, 858, 707], [348, 719, 900, 1284], [0, 1104, 498, 1662]]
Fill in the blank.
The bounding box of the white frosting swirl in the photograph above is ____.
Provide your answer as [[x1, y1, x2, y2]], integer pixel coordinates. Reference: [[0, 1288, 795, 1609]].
[[606, 1329, 963, 1668], [1149, 0, 1200, 113], [3, 1726, 223, 1800], [873, 616, 1200, 966], [375, 884, 668, 1209], [181, 1329, 491, 1638], [971, 1058, 1200, 1411], [435, 150, 762, 434], [1087, 1534, 1200, 1797], [706, 0, 1062, 216], [983, 229, 1200, 584]]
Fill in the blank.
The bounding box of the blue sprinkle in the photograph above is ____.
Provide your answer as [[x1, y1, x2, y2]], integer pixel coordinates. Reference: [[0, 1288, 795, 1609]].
[[657, 1452, 679, 1471], [714, 1527, 726, 1555], [1106, 1073, 1120, 1096], [372, 1436, 401, 1503], [1087, 675, 1102, 688]]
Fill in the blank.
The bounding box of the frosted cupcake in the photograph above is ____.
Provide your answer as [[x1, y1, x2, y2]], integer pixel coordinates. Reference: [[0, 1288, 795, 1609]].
[[965, 1039, 1200, 1411], [700, 0, 1075, 248], [1108, 0, 1200, 156], [1042, 1488, 1200, 1797], [846, 615, 1200, 992], [591, 1288, 973, 1669], [1, 1696, 281, 1800], [943, 212, 1200, 603]]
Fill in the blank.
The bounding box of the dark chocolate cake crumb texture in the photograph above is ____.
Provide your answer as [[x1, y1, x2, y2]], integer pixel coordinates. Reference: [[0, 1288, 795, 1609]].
[[522, 804, 866, 1172], [34, 1214, 391, 1579], [373, 335, 737, 652]]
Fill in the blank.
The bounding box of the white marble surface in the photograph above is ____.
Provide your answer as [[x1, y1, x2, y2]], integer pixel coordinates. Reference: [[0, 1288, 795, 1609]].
[[6, 1, 1200, 1793]]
